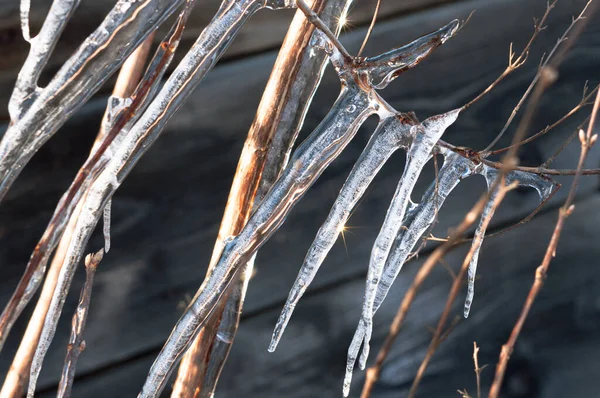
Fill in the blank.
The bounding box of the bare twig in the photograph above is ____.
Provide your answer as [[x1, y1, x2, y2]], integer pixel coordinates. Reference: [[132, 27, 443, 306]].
[[488, 84, 599, 155], [462, 1, 556, 111], [56, 250, 103, 398], [482, 0, 596, 152], [542, 114, 591, 167], [488, 78, 600, 398], [473, 342, 485, 398], [356, 0, 381, 57]]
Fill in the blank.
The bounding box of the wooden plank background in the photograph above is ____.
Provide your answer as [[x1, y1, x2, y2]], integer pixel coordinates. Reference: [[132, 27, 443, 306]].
[[1, 0, 599, 396]]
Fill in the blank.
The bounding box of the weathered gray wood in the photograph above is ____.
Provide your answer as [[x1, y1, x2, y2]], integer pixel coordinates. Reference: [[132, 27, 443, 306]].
[[38, 194, 600, 397], [0, 0, 599, 394]]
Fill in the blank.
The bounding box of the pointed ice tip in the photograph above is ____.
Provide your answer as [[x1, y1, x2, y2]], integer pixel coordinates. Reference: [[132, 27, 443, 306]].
[[422, 108, 461, 133], [464, 307, 470, 318], [360, 20, 460, 90], [268, 330, 281, 352]]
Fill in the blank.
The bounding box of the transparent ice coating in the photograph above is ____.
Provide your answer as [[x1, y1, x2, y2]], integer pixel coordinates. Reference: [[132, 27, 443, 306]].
[[0, 0, 186, 202], [358, 109, 461, 369], [342, 148, 476, 396], [269, 115, 416, 351], [0, 1, 195, 353], [341, 149, 557, 396]]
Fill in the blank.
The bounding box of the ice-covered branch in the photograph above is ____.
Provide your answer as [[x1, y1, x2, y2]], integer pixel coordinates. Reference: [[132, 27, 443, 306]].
[[0, 4, 190, 353], [0, 0, 186, 202], [173, 0, 356, 395], [140, 20, 458, 398]]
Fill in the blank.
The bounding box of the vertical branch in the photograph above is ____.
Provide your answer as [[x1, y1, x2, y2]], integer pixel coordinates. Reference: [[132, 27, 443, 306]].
[[172, 0, 354, 396], [56, 250, 103, 398]]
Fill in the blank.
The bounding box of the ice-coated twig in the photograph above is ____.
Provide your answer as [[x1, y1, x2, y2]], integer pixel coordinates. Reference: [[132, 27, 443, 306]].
[[358, 109, 461, 369], [56, 250, 103, 398], [139, 20, 459, 398], [372, 153, 557, 313], [27, 180, 114, 398], [0, 5, 189, 352], [0, 0, 186, 202], [270, 114, 417, 351], [10, 0, 82, 121]]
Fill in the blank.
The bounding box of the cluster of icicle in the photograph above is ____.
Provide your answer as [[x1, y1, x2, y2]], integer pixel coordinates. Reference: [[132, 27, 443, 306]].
[[268, 112, 556, 395]]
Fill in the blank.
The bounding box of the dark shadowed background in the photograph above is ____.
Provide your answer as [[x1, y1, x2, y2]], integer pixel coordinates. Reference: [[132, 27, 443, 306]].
[[0, 0, 599, 396]]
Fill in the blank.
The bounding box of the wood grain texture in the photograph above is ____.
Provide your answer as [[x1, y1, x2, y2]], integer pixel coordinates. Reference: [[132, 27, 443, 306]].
[[0, 0, 599, 395]]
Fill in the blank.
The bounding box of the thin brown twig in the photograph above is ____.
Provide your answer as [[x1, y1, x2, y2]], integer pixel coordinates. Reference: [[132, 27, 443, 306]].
[[488, 86, 600, 398], [488, 84, 599, 155], [482, 0, 595, 152], [56, 250, 103, 398], [473, 342, 486, 398], [479, 159, 600, 175], [461, 1, 557, 111], [356, 0, 381, 58], [408, 179, 518, 398], [542, 114, 591, 167], [296, 0, 352, 60]]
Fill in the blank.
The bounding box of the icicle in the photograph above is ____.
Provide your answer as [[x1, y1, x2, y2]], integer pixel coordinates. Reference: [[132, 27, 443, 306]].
[[356, 109, 461, 370], [463, 164, 557, 317], [270, 115, 416, 351], [343, 150, 477, 392], [20, 0, 31, 42], [463, 177, 499, 318], [103, 199, 112, 253]]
